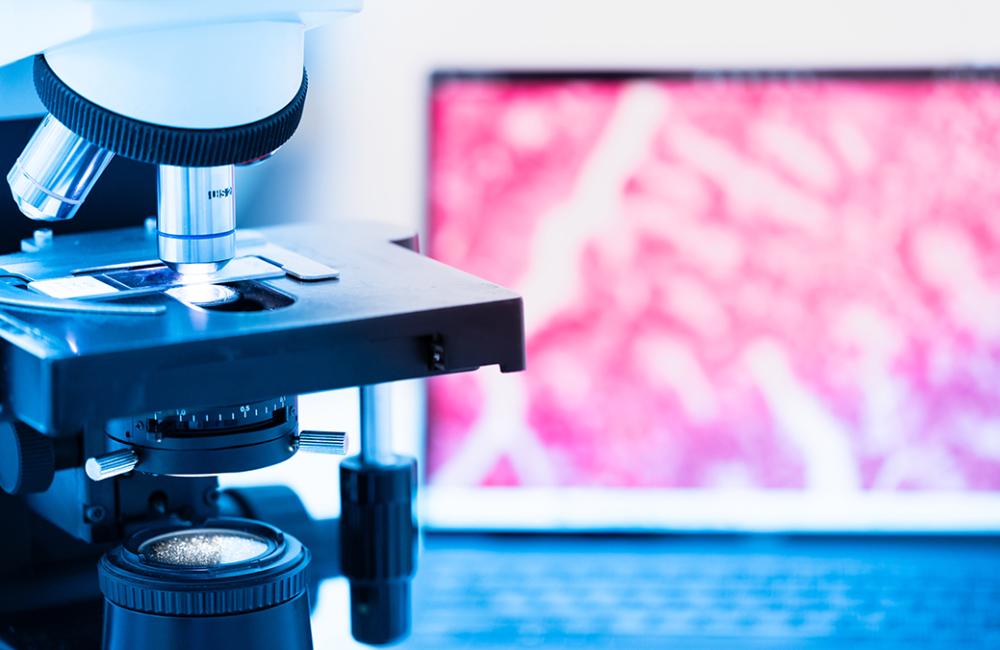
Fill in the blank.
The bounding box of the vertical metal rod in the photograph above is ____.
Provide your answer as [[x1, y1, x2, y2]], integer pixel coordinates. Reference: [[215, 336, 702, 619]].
[[360, 383, 393, 465]]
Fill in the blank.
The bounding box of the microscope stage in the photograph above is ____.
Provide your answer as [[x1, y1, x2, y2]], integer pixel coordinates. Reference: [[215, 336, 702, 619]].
[[0, 222, 525, 434]]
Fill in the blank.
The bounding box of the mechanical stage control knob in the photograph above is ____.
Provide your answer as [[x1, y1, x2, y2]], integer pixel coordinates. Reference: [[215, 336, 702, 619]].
[[296, 431, 348, 455], [86, 449, 139, 482]]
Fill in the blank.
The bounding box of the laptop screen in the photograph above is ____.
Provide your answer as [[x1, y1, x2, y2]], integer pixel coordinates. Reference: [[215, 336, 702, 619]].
[[424, 70, 1000, 532]]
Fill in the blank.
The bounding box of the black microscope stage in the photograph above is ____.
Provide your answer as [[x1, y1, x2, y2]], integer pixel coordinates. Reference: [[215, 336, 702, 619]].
[[0, 221, 525, 434]]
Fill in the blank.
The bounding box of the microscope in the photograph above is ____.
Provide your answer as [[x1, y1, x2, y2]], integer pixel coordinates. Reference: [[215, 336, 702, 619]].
[[0, 3, 525, 649]]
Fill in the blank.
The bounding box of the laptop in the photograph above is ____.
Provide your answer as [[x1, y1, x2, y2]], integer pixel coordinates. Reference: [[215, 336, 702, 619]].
[[403, 69, 1000, 648]]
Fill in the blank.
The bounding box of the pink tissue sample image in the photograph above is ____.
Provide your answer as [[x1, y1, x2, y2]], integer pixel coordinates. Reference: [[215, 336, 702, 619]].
[[427, 75, 1000, 492]]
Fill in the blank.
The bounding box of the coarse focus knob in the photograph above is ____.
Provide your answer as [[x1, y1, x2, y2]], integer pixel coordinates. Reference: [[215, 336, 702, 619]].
[[0, 422, 55, 494], [86, 449, 138, 481], [340, 455, 418, 646], [296, 430, 348, 455]]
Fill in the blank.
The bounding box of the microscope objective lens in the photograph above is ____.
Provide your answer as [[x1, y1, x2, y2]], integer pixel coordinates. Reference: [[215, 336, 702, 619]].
[[139, 529, 269, 568]]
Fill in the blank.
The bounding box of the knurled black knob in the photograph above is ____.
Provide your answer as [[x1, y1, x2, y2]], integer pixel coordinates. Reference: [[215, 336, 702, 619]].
[[339, 455, 417, 646], [0, 422, 55, 495]]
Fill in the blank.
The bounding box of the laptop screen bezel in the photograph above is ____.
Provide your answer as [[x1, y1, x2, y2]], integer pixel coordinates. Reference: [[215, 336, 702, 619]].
[[422, 67, 1000, 534]]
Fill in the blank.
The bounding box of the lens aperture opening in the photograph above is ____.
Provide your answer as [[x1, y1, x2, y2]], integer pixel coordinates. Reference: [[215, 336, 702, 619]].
[[139, 528, 271, 568]]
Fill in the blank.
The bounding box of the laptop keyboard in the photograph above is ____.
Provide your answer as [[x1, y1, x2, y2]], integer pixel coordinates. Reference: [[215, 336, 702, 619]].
[[406, 536, 1000, 649]]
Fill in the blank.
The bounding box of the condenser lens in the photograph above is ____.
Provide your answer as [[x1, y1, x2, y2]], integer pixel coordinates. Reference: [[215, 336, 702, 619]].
[[139, 529, 270, 567], [165, 283, 239, 306]]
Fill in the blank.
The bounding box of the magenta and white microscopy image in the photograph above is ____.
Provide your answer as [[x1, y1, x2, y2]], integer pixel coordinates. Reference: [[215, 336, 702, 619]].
[[427, 76, 1000, 492]]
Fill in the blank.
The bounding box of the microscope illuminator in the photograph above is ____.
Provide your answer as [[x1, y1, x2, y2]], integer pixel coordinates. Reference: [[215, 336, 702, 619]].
[[99, 519, 314, 650]]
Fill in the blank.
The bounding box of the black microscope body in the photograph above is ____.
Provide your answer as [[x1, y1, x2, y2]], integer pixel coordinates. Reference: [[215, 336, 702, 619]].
[[0, 207, 525, 647]]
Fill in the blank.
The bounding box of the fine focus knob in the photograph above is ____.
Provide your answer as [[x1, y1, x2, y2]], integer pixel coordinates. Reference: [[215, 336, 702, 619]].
[[296, 431, 348, 455], [86, 449, 139, 481], [0, 422, 56, 495]]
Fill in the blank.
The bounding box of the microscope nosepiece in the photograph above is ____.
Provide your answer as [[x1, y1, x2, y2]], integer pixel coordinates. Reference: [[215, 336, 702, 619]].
[[7, 114, 114, 222]]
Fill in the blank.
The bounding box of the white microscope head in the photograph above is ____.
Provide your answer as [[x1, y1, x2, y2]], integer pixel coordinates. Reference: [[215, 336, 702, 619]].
[[1, 0, 360, 273]]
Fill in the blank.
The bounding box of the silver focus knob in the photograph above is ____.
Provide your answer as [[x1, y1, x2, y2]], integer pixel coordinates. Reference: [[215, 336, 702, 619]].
[[296, 431, 348, 455], [85, 449, 139, 481]]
